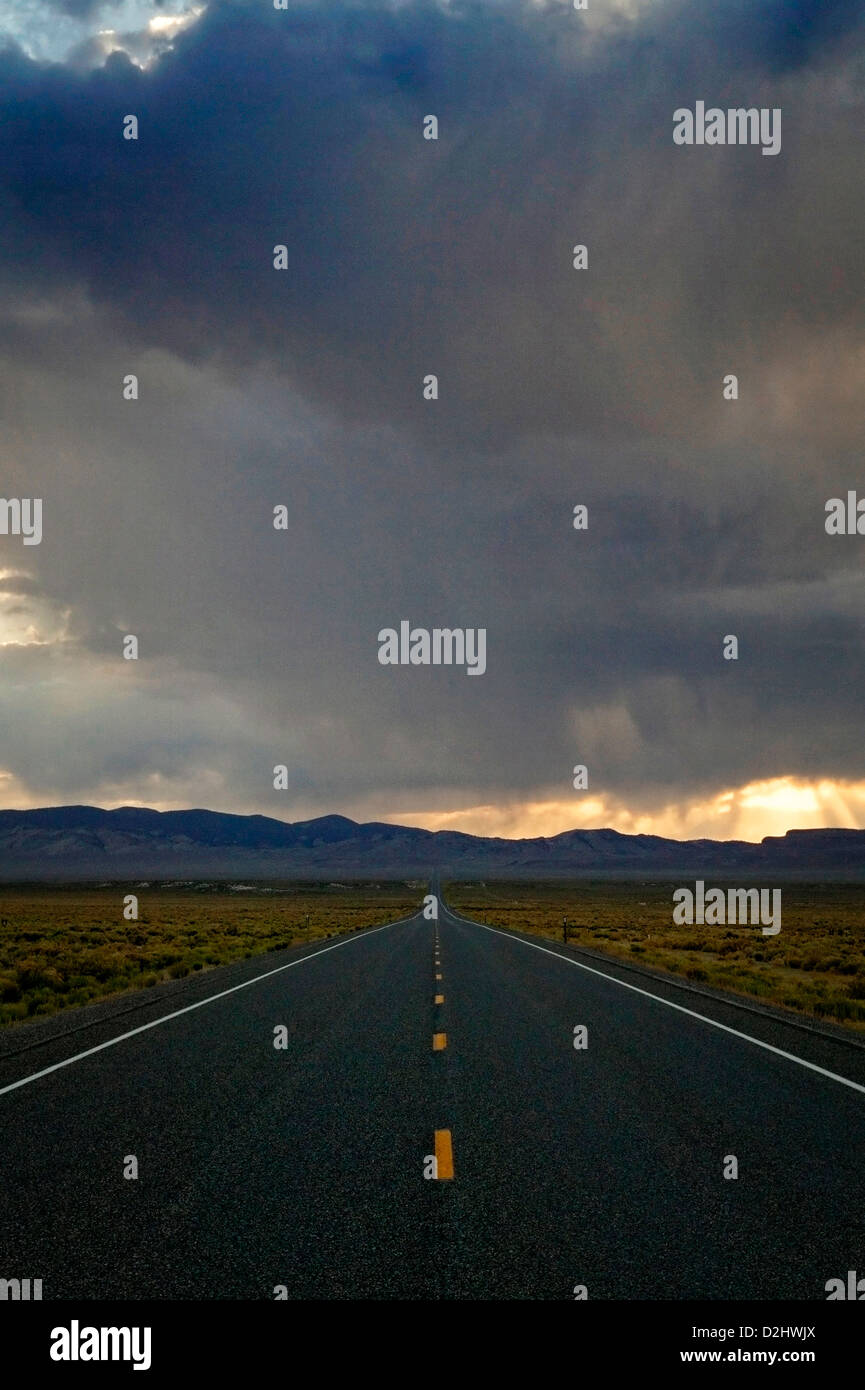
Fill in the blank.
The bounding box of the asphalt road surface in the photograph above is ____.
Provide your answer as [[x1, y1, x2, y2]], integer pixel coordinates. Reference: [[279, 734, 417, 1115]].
[[1, 887, 864, 1300]]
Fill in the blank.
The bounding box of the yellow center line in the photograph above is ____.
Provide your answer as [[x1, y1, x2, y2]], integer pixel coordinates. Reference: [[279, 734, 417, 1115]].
[[435, 1129, 454, 1180], [435, 993, 444, 1004], [433, 1032, 447, 1050]]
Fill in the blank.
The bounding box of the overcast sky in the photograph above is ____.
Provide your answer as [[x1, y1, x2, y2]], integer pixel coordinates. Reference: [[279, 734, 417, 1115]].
[[0, 0, 864, 842]]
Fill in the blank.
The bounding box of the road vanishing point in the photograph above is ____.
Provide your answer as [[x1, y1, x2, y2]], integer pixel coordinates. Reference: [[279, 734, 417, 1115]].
[[1, 884, 863, 1300]]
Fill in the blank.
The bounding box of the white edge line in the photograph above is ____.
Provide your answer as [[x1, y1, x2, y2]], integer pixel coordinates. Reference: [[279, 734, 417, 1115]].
[[445, 909, 865, 1097], [0, 915, 414, 1099]]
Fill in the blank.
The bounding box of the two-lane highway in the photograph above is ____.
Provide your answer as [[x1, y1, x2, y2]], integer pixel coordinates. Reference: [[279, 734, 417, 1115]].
[[1, 888, 863, 1299]]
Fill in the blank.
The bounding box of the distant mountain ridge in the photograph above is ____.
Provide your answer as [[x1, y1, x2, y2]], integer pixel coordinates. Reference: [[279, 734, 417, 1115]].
[[1, 805, 865, 880]]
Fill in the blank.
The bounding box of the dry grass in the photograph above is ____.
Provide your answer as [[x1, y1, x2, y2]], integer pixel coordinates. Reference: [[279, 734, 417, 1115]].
[[8, 877, 863, 1036], [445, 879, 865, 1032], [0, 882, 420, 1028]]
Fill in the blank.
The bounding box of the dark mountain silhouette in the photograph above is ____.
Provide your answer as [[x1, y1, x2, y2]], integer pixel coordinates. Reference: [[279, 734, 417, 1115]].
[[1, 805, 864, 880]]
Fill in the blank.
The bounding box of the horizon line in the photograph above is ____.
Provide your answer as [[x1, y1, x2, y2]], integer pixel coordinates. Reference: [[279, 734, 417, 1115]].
[[0, 801, 857, 849]]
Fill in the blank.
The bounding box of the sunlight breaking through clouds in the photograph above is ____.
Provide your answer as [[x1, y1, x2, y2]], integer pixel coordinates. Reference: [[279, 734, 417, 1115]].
[[387, 778, 865, 844]]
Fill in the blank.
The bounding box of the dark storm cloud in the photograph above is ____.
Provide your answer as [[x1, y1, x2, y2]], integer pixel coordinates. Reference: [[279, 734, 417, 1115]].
[[30, 0, 105, 14], [1, 0, 862, 447], [63, 0, 104, 14], [712, 0, 865, 71], [1, 0, 864, 822]]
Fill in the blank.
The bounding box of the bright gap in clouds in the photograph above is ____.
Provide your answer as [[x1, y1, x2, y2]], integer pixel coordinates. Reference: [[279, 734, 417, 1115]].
[[2, 770, 861, 845], [387, 778, 865, 843], [1, 1, 205, 66]]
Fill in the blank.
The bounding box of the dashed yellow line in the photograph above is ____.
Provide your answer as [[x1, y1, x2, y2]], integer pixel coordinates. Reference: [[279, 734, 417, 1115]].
[[434, 1129, 454, 1180], [430, 930, 451, 1176]]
